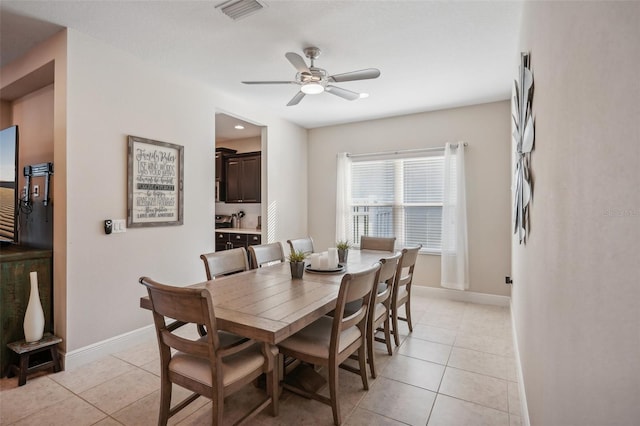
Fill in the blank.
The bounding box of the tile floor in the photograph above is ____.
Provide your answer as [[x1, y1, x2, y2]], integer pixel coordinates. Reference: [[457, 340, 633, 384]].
[[0, 295, 523, 426]]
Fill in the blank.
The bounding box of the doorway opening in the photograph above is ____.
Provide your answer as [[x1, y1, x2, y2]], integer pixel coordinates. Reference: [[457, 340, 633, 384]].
[[214, 112, 266, 247]]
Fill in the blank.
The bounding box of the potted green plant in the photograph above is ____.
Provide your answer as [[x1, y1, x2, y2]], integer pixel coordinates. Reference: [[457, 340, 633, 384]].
[[287, 249, 307, 279], [336, 240, 351, 263]]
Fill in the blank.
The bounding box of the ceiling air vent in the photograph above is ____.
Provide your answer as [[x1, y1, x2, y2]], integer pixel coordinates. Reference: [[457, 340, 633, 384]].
[[216, 0, 266, 21]]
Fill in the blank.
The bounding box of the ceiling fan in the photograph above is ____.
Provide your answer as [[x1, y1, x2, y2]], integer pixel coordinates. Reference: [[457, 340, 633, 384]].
[[242, 47, 381, 106]]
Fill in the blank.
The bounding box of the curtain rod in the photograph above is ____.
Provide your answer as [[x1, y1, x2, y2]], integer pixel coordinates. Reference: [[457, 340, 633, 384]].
[[346, 142, 467, 159]]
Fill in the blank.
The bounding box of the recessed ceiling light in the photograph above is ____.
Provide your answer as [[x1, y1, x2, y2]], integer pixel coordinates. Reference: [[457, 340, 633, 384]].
[[234, 125, 245, 130], [359, 93, 369, 99]]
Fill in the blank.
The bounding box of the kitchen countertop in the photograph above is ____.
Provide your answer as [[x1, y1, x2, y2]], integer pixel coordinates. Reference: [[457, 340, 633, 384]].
[[215, 228, 262, 235]]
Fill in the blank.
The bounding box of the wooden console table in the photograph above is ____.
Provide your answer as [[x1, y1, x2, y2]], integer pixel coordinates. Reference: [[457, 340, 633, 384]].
[[0, 245, 53, 374]]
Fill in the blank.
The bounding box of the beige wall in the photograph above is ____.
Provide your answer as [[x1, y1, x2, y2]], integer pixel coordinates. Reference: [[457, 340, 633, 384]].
[[1, 29, 308, 355], [0, 101, 12, 127], [216, 136, 261, 153], [308, 101, 512, 296], [1, 31, 68, 347], [10, 84, 54, 192], [513, 2, 640, 425], [62, 30, 307, 351]]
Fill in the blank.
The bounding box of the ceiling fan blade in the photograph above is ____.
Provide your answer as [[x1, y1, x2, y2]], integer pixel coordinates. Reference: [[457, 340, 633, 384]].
[[287, 91, 306, 106], [329, 68, 381, 82], [325, 85, 360, 101], [285, 52, 310, 73], [242, 81, 296, 85]]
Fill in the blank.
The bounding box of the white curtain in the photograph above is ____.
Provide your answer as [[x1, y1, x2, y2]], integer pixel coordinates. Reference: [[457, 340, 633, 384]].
[[335, 153, 352, 243], [441, 143, 469, 290]]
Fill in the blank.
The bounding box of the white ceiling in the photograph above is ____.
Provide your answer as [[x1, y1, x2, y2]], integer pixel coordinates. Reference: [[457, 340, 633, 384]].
[[0, 0, 524, 130]]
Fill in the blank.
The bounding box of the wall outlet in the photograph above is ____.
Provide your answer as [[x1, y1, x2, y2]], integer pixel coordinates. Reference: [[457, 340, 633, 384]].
[[112, 219, 127, 233]]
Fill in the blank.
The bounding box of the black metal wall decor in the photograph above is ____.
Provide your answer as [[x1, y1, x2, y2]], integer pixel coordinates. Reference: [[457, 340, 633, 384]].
[[512, 52, 535, 244]]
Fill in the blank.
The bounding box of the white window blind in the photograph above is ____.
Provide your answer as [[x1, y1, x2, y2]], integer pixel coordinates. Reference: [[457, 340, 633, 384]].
[[350, 153, 444, 252]]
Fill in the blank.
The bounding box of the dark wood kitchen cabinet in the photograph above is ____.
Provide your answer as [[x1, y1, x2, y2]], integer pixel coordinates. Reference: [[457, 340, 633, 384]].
[[215, 148, 236, 202], [215, 147, 237, 181], [216, 232, 261, 251], [225, 152, 261, 203]]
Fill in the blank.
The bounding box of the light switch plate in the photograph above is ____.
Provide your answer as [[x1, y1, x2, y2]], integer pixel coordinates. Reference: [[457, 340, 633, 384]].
[[112, 219, 127, 233]]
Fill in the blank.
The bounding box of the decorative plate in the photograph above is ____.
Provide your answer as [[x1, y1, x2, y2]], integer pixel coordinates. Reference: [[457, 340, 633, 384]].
[[305, 264, 346, 274]]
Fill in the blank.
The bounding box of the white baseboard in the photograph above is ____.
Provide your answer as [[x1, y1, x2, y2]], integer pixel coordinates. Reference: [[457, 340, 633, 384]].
[[510, 300, 531, 426], [61, 324, 156, 370], [413, 285, 511, 307]]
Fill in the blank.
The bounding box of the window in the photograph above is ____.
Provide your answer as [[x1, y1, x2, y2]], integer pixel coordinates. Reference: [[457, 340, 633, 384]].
[[349, 153, 444, 252]]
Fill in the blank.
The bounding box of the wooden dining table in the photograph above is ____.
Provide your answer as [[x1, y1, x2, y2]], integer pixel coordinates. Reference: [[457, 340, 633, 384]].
[[139, 249, 386, 345]]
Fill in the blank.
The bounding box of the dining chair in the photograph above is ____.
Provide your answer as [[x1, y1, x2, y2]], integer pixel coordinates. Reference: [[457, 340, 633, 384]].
[[200, 247, 249, 280], [360, 235, 396, 252], [139, 276, 278, 426], [341, 252, 401, 378], [367, 252, 402, 377], [278, 263, 381, 426], [286, 237, 315, 255], [248, 242, 285, 269], [198, 248, 250, 336], [390, 245, 421, 346]]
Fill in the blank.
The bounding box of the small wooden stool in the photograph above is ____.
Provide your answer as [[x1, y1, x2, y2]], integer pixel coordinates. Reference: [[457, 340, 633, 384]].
[[6, 333, 62, 386]]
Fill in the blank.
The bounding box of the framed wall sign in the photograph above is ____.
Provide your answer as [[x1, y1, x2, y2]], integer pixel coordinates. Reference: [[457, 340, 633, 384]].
[[127, 135, 184, 227]]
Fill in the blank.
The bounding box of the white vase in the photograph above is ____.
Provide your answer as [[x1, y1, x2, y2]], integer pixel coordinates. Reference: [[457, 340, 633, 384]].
[[24, 271, 45, 342]]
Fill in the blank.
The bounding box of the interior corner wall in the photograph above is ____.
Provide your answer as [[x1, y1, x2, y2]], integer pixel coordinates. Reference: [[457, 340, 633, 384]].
[[0, 30, 68, 353], [308, 101, 512, 296], [61, 29, 307, 354], [0, 101, 12, 127], [513, 2, 640, 425]]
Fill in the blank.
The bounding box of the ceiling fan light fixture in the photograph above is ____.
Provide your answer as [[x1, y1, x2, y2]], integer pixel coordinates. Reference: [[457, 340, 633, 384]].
[[301, 82, 324, 95], [242, 47, 380, 105]]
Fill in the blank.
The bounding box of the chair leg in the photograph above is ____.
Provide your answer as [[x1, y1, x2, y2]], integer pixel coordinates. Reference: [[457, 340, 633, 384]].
[[405, 299, 413, 332], [391, 306, 401, 346], [383, 316, 393, 356], [158, 375, 172, 426], [329, 362, 341, 426], [367, 321, 376, 378], [358, 344, 369, 390], [214, 389, 224, 426]]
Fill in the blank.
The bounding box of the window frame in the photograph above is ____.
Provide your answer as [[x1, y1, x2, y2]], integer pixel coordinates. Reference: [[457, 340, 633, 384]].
[[348, 151, 444, 255]]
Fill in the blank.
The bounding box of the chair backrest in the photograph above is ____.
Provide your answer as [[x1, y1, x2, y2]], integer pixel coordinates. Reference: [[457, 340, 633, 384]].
[[200, 248, 249, 280], [360, 236, 396, 252], [375, 252, 402, 305], [332, 263, 381, 352], [140, 277, 222, 355], [248, 242, 285, 269], [287, 237, 315, 255], [393, 245, 421, 300]]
